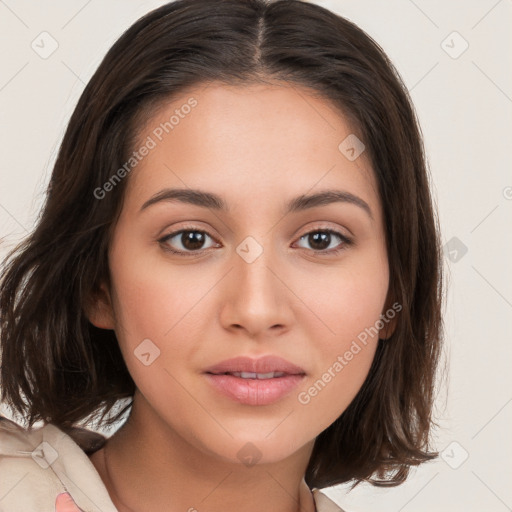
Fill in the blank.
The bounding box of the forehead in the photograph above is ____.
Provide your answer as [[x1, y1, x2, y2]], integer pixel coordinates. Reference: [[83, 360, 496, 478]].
[[126, 81, 380, 219]]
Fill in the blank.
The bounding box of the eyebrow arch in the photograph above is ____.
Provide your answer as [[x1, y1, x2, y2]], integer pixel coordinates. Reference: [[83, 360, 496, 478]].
[[287, 190, 373, 220], [140, 187, 373, 220]]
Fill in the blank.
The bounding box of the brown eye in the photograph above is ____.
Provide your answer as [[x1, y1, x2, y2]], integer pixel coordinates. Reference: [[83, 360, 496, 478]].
[[295, 229, 353, 254], [159, 229, 218, 255]]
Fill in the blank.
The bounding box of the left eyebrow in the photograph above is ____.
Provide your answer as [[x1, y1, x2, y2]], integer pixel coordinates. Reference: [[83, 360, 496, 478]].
[[286, 190, 373, 221], [140, 187, 373, 221]]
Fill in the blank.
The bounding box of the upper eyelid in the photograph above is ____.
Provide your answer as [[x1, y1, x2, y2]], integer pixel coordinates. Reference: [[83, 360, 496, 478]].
[[159, 226, 220, 243]]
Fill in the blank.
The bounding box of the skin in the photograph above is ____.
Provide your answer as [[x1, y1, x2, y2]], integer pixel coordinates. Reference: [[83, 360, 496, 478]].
[[86, 81, 395, 512]]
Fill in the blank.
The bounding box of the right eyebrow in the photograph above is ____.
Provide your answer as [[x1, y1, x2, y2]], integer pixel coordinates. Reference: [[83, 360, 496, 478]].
[[140, 188, 227, 212]]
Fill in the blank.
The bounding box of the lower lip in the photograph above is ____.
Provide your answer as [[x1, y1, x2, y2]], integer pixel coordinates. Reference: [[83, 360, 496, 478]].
[[205, 373, 305, 406]]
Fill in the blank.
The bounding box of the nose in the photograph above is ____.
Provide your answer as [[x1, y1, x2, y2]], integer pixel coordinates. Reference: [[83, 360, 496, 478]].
[[219, 241, 293, 339]]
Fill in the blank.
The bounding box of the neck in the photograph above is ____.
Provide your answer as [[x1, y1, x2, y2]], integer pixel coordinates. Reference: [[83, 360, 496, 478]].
[[91, 394, 317, 512]]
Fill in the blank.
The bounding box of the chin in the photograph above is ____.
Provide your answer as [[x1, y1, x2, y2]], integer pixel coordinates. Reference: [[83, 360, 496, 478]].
[[196, 429, 312, 468]]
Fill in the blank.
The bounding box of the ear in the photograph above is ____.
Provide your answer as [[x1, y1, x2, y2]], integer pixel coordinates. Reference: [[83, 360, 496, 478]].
[[378, 298, 400, 340], [84, 281, 115, 330], [379, 314, 397, 340]]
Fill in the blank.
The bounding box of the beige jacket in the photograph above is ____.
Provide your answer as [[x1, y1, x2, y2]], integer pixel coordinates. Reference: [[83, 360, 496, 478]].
[[0, 416, 345, 511]]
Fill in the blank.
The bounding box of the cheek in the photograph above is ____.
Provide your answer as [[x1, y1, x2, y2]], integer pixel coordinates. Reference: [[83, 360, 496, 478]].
[[294, 344, 377, 441], [294, 288, 381, 436], [291, 254, 388, 427], [109, 249, 208, 341], [108, 256, 211, 418], [108, 246, 221, 394], [294, 250, 389, 350]]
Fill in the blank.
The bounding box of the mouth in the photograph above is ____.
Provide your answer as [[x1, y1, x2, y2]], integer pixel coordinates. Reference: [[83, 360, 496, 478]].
[[204, 356, 306, 405], [207, 371, 291, 379], [204, 355, 306, 376]]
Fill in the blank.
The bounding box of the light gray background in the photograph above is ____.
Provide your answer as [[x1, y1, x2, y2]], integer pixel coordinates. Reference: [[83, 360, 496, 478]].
[[0, 1, 511, 511]]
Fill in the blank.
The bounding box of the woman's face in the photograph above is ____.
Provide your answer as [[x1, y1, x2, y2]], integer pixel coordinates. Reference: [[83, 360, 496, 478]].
[[92, 81, 392, 465]]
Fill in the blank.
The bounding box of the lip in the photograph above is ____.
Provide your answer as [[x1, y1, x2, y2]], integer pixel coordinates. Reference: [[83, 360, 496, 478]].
[[204, 355, 306, 375], [204, 356, 306, 406]]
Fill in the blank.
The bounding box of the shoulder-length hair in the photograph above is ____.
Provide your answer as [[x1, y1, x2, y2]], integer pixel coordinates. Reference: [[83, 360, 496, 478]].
[[0, 0, 444, 488]]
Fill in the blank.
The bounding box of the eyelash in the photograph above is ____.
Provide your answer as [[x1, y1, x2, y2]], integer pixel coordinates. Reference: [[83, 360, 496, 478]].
[[157, 225, 354, 257]]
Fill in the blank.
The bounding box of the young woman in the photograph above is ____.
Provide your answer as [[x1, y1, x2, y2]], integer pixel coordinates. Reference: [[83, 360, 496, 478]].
[[0, 0, 444, 511]]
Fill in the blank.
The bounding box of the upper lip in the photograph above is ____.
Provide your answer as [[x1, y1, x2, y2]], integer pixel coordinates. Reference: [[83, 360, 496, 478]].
[[204, 356, 306, 375]]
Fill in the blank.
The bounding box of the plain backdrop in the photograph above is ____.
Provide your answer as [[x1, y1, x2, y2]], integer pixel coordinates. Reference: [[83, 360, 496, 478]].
[[0, 1, 511, 511]]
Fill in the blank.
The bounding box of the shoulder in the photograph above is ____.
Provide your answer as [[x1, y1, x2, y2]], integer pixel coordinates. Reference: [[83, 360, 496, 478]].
[[0, 415, 70, 510], [312, 488, 349, 512], [0, 415, 116, 512]]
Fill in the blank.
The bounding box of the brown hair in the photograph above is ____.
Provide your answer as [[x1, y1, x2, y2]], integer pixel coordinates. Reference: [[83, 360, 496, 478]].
[[0, 0, 444, 488]]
